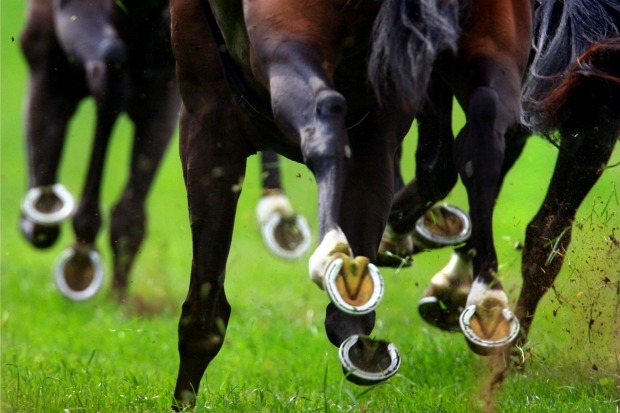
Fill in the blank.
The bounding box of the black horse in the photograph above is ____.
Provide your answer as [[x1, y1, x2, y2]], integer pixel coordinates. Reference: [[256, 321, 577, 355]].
[[19, 0, 179, 301], [19, 0, 310, 302]]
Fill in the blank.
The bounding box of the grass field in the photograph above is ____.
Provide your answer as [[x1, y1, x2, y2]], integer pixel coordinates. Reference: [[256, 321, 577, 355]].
[[1, 2, 619, 412]]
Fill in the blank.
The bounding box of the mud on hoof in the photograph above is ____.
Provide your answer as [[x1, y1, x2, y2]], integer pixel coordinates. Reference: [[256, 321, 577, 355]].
[[54, 245, 104, 301], [418, 252, 472, 332], [324, 251, 384, 315], [256, 193, 312, 259], [339, 335, 401, 385], [413, 203, 471, 250], [459, 299, 520, 356]]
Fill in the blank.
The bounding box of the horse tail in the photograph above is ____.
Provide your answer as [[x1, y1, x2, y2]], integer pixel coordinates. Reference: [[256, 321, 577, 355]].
[[521, 0, 620, 132], [368, 0, 461, 112], [536, 37, 620, 135]]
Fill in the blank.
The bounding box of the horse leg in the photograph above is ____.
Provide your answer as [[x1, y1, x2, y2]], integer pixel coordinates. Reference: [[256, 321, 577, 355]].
[[173, 100, 247, 407], [440, 0, 531, 354], [453, 79, 525, 354], [325, 107, 411, 384], [514, 45, 620, 342], [108, 78, 179, 299], [19, 3, 83, 248], [515, 133, 617, 346], [418, 120, 529, 332], [51, 0, 128, 300], [379, 75, 466, 267], [243, 3, 381, 314], [170, 0, 256, 406], [243, 1, 402, 382], [256, 150, 311, 259]]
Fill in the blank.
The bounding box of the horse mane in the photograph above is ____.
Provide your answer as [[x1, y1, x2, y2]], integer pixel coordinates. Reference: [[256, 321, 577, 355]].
[[368, 0, 462, 113], [521, 0, 620, 133]]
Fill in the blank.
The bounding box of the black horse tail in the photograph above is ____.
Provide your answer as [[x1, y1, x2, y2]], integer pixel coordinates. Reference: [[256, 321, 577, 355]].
[[535, 37, 620, 136], [368, 0, 461, 113], [521, 0, 620, 133]]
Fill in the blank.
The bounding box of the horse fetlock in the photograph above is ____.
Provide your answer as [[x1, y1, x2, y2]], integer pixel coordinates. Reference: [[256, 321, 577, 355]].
[[418, 252, 473, 331], [256, 193, 295, 222], [309, 228, 351, 288], [431, 251, 473, 288]]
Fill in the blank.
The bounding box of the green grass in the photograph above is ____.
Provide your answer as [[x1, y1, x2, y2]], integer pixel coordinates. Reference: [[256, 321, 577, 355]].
[[1, 1, 619, 412]]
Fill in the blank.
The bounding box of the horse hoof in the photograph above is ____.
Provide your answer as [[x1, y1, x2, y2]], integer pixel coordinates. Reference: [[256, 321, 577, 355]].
[[324, 253, 384, 315], [377, 225, 413, 268], [459, 304, 520, 356], [413, 203, 471, 249], [339, 335, 401, 385], [19, 215, 60, 249], [417, 251, 472, 331], [260, 212, 312, 260], [54, 245, 104, 301], [418, 296, 464, 332], [21, 184, 75, 226]]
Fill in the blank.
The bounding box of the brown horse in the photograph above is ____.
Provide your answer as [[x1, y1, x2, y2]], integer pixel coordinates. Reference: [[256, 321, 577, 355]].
[[19, 0, 308, 301], [381, 0, 620, 350], [170, 0, 531, 408]]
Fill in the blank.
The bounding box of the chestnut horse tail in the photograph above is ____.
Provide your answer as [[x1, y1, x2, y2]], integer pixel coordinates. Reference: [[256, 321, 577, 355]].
[[368, 0, 461, 112], [521, 0, 620, 133], [536, 37, 620, 135]]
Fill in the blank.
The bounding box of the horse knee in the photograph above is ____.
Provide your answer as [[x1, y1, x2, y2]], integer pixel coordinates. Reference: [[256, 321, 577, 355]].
[[316, 90, 347, 119], [301, 90, 348, 169], [456, 87, 504, 182], [468, 87, 499, 125], [85, 38, 126, 97]]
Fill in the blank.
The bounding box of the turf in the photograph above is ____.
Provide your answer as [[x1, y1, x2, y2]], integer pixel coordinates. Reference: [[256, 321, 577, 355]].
[[1, 1, 619, 412]]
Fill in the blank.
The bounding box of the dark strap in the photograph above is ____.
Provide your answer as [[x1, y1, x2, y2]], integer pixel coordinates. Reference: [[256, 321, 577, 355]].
[[199, 0, 276, 127]]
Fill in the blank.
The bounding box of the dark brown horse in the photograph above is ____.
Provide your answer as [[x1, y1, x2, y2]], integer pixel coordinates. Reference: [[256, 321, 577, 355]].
[[170, 0, 531, 408], [516, 0, 620, 343], [19, 0, 307, 301]]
